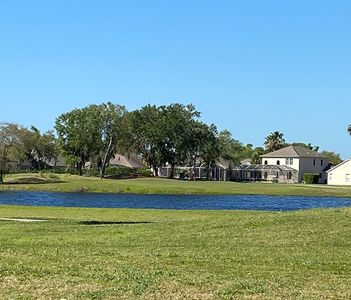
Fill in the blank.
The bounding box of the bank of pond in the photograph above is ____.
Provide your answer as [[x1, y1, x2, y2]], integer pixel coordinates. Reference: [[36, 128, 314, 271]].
[[0, 191, 351, 211]]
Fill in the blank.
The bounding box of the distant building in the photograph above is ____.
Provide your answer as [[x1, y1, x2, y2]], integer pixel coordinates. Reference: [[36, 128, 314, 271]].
[[158, 157, 234, 181], [240, 158, 252, 166], [109, 154, 146, 169], [260, 145, 330, 183], [327, 159, 351, 185]]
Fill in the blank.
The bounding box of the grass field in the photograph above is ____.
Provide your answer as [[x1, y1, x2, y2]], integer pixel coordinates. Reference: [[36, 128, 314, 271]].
[[1, 173, 351, 197], [0, 205, 350, 299]]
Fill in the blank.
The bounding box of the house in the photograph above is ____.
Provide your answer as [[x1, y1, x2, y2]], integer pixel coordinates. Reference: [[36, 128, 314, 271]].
[[326, 159, 351, 185], [158, 157, 234, 181], [260, 145, 329, 183], [45, 156, 68, 169], [109, 153, 146, 169], [231, 164, 298, 183], [240, 158, 252, 166]]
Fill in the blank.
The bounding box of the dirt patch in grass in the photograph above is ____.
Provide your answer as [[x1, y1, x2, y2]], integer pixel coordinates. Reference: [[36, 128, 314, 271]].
[[5, 176, 65, 184], [1, 275, 102, 299], [78, 220, 153, 225], [142, 281, 215, 300]]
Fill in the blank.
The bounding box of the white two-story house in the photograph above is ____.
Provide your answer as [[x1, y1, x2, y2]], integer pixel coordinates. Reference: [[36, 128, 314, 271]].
[[261, 145, 329, 183]]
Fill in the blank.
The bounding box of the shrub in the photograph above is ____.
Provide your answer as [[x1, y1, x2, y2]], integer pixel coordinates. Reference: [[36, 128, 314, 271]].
[[138, 168, 153, 177], [303, 173, 320, 184]]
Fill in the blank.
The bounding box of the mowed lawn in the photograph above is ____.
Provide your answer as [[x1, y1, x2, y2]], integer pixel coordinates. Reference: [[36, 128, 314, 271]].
[[0, 205, 350, 299], [1, 173, 351, 197]]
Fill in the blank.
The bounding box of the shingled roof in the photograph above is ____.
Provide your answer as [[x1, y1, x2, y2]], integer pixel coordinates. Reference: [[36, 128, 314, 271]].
[[261, 145, 326, 158], [109, 153, 146, 168]]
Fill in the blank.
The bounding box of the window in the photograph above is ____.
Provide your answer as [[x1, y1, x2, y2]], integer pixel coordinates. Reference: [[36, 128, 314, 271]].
[[264, 160, 268, 165], [264, 172, 268, 179], [277, 160, 280, 165], [288, 172, 292, 180], [321, 159, 323, 166], [286, 158, 293, 165], [313, 159, 316, 166], [346, 174, 350, 183], [329, 173, 333, 182]]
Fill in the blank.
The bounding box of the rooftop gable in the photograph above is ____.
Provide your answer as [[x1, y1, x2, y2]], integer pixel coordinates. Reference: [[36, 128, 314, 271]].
[[261, 145, 326, 159], [326, 159, 351, 173]]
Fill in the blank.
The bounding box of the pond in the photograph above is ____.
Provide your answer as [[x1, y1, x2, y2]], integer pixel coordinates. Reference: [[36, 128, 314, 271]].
[[0, 191, 351, 211]]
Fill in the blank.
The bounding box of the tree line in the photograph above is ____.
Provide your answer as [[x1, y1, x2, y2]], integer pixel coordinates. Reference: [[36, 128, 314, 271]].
[[0, 102, 344, 183]]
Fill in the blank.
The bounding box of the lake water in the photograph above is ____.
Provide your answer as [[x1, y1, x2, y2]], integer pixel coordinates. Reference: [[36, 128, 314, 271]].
[[0, 191, 351, 211]]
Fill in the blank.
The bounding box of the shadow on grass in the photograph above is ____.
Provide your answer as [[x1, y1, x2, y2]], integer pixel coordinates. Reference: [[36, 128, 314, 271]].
[[79, 220, 153, 225], [5, 177, 66, 185]]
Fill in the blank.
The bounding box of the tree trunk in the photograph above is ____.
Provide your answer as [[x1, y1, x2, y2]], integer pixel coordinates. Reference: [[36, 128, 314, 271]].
[[100, 136, 113, 180], [152, 163, 159, 177], [169, 163, 175, 179], [206, 163, 211, 181], [77, 161, 83, 176], [0, 170, 3, 184]]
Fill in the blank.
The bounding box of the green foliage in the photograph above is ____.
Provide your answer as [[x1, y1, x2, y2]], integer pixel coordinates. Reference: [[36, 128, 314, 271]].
[[218, 130, 243, 165], [303, 173, 320, 184], [264, 131, 286, 152], [0, 123, 59, 182], [55, 102, 128, 177], [321, 150, 342, 165], [138, 168, 153, 177], [129, 103, 221, 178], [128, 104, 164, 175]]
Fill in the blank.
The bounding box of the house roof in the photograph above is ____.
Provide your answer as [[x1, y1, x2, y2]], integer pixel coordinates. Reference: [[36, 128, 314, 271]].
[[240, 158, 252, 165], [109, 154, 146, 168], [45, 156, 67, 168], [261, 145, 326, 159], [326, 159, 351, 173], [233, 164, 297, 172], [216, 157, 234, 169]]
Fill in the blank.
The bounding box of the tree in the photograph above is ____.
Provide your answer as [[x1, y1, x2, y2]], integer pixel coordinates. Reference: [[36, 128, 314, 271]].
[[16, 127, 59, 170], [251, 147, 265, 164], [195, 123, 221, 179], [264, 131, 286, 152], [321, 151, 342, 165], [0, 123, 22, 183], [55, 108, 93, 175], [94, 103, 128, 179], [129, 103, 219, 179], [157, 103, 201, 178], [128, 105, 163, 176], [55, 102, 127, 177], [218, 130, 243, 165]]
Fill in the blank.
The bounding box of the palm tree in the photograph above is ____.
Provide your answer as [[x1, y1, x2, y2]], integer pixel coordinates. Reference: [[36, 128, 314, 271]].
[[264, 131, 285, 152]]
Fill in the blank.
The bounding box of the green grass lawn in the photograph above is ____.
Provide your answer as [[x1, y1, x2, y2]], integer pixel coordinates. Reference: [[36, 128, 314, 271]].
[[1, 173, 351, 197], [0, 205, 350, 299]]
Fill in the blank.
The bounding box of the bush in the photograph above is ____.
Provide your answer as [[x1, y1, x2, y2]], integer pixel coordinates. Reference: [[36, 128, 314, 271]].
[[303, 173, 320, 184], [138, 168, 153, 177]]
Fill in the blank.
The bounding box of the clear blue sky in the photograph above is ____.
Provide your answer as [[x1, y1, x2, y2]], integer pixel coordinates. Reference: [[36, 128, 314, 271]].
[[0, 1, 350, 158]]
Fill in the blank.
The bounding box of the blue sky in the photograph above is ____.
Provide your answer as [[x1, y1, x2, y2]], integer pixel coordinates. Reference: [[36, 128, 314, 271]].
[[0, 1, 350, 158]]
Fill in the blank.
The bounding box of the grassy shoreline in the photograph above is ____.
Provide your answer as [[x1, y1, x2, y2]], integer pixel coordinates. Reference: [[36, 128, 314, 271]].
[[0, 205, 350, 299], [1, 173, 351, 197]]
